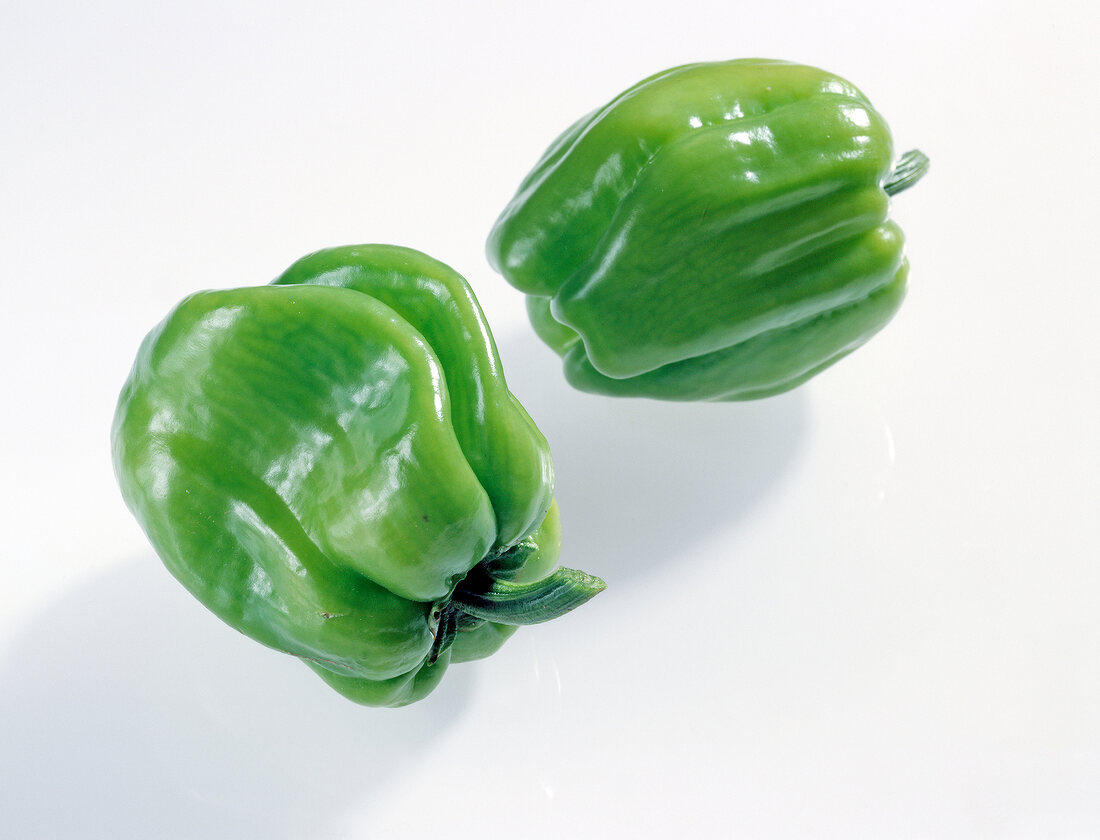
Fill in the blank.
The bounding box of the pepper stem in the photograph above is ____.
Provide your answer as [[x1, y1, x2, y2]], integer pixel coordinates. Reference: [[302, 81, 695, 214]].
[[427, 604, 458, 665], [884, 149, 930, 196], [452, 567, 607, 626]]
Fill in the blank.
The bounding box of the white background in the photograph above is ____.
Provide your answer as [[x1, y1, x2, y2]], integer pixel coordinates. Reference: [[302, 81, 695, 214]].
[[2, 0, 1098, 837]]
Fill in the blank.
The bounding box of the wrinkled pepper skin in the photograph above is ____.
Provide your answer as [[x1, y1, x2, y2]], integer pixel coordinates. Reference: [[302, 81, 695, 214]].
[[112, 245, 601, 707], [487, 59, 928, 401]]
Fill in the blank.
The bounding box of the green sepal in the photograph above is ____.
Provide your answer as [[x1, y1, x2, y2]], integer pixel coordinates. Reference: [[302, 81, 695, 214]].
[[884, 149, 930, 196], [452, 567, 607, 626]]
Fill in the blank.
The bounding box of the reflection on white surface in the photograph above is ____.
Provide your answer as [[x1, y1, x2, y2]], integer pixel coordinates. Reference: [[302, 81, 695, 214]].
[[883, 416, 896, 467], [531, 639, 563, 699]]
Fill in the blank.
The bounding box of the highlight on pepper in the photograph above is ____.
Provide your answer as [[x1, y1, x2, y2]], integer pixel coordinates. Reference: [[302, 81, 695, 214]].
[[111, 244, 605, 707], [487, 58, 929, 401]]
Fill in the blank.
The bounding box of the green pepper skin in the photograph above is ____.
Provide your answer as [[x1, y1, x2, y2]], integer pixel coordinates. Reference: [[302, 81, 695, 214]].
[[487, 59, 927, 401], [112, 245, 592, 707]]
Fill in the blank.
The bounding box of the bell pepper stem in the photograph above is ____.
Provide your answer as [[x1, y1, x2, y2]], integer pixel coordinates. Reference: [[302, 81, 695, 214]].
[[884, 149, 930, 196], [427, 605, 459, 665], [452, 567, 607, 626]]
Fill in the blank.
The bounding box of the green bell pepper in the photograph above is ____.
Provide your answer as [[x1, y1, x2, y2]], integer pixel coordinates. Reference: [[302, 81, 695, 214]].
[[112, 244, 604, 707], [487, 58, 929, 401]]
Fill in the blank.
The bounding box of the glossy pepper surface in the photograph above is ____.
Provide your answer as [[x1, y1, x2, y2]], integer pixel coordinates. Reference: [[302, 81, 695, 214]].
[[112, 245, 604, 707], [487, 58, 929, 401]]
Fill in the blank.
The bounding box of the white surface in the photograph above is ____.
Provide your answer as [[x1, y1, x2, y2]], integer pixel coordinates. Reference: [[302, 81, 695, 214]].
[[2, 1, 1098, 837]]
